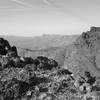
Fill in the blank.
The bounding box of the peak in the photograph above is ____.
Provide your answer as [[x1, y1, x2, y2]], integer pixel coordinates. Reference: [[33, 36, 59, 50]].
[[75, 26, 100, 49], [90, 26, 100, 32]]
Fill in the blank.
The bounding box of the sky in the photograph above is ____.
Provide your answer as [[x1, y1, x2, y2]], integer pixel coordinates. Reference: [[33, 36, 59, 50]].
[[0, 0, 100, 36]]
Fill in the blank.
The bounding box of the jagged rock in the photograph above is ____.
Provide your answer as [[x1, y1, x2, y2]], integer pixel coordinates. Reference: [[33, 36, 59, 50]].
[[29, 74, 49, 87], [90, 26, 100, 32], [1, 78, 30, 100], [11, 57, 23, 68], [0, 38, 19, 58], [66, 27, 100, 77], [9, 56, 36, 68], [57, 68, 72, 76], [22, 57, 35, 65], [34, 56, 58, 71], [7, 46, 18, 57], [19, 81, 29, 97], [0, 56, 14, 70], [84, 71, 96, 85], [39, 87, 48, 93], [0, 38, 11, 55]]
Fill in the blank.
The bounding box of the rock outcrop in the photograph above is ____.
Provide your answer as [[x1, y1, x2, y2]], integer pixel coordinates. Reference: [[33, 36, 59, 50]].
[[75, 26, 100, 76], [0, 38, 11, 55]]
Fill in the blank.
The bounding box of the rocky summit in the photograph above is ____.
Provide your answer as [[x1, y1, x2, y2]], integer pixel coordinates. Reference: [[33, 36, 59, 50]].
[[0, 27, 100, 100]]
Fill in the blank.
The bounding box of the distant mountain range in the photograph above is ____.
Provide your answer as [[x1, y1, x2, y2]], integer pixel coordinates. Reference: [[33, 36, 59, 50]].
[[0, 34, 79, 67], [0, 34, 79, 50]]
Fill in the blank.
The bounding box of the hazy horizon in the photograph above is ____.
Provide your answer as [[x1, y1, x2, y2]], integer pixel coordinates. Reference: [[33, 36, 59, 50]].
[[0, 0, 99, 36], [0, 33, 80, 38]]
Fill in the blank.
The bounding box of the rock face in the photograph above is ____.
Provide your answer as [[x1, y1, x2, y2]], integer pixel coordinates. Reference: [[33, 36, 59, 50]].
[[75, 26, 100, 76], [90, 26, 100, 32], [7, 46, 18, 57], [0, 38, 18, 57], [62, 27, 100, 78]]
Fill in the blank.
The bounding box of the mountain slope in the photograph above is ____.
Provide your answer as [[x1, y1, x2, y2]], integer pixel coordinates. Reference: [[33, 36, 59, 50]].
[[64, 27, 100, 77], [17, 27, 100, 77]]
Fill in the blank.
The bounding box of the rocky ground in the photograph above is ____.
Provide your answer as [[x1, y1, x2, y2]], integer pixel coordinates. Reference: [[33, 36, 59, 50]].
[[0, 27, 100, 100]]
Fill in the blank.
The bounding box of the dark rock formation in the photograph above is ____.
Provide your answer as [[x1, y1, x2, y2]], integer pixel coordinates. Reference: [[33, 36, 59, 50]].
[[7, 46, 18, 57], [84, 71, 96, 85], [0, 38, 11, 55], [39, 87, 48, 93], [90, 26, 100, 32], [57, 68, 72, 75], [22, 57, 34, 65], [34, 56, 58, 71], [29, 74, 49, 87]]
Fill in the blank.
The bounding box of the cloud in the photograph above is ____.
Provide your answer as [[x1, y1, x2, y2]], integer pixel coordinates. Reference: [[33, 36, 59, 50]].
[[43, 0, 51, 5], [11, 0, 25, 5], [11, 0, 32, 7]]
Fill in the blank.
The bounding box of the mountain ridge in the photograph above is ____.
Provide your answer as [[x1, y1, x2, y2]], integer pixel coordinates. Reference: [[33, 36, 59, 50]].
[[0, 34, 79, 50]]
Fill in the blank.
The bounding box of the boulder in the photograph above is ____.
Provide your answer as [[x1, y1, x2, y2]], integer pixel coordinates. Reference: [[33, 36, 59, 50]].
[[7, 46, 18, 57], [34, 56, 58, 71], [0, 38, 11, 55]]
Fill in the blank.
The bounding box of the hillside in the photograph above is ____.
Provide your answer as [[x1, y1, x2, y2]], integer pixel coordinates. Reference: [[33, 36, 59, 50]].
[[17, 27, 100, 78], [64, 27, 100, 77]]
